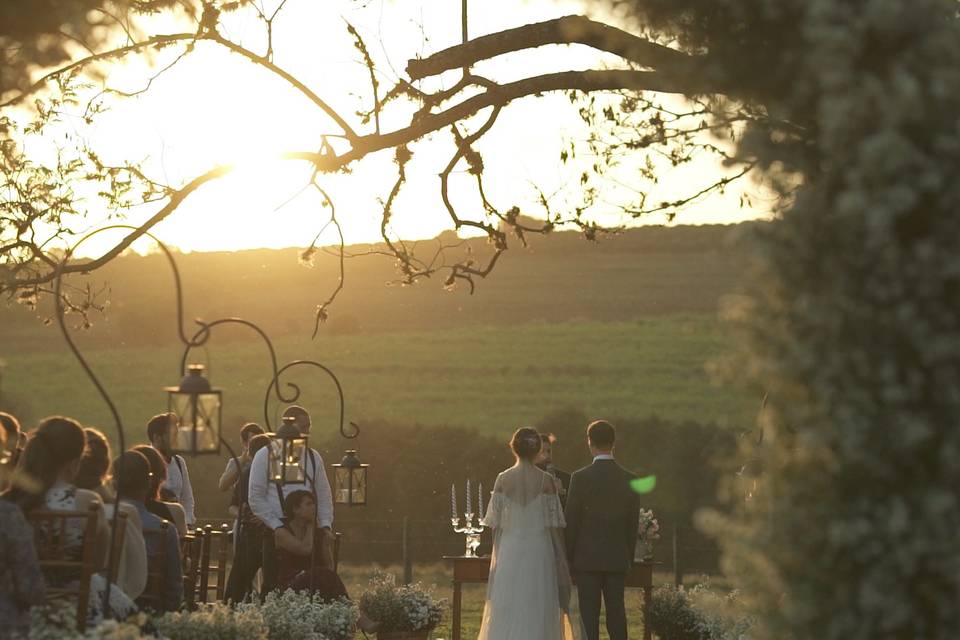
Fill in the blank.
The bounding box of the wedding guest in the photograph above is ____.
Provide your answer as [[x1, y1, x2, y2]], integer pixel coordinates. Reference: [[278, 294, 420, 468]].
[[248, 405, 334, 594], [224, 433, 271, 602], [76, 428, 148, 600], [0, 423, 44, 631], [274, 490, 378, 633], [115, 450, 183, 612], [536, 432, 572, 507], [2, 416, 137, 622], [133, 445, 188, 537], [147, 413, 195, 526], [219, 422, 264, 493]]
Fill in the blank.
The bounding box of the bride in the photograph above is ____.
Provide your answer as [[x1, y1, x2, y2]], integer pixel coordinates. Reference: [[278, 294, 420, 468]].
[[478, 427, 582, 640]]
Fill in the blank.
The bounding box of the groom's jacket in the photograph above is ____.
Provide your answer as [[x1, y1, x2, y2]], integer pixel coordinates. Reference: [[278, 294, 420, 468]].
[[564, 458, 640, 573]]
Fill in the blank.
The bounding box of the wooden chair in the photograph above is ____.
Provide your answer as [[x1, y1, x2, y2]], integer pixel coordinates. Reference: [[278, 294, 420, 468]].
[[181, 529, 205, 610], [105, 511, 128, 589], [198, 523, 231, 603], [137, 521, 171, 612], [27, 504, 100, 631]]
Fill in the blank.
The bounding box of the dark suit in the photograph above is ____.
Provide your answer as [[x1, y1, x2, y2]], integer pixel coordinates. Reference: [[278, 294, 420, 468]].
[[565, 457, 640, 640]]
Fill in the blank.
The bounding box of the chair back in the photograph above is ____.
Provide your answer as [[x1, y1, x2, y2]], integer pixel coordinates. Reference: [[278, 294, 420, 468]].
[[137, 521, 171, 612], [198, 523, 231, 603], [181, 529, 205, 610], [105, 511, 128, 587], [26, 504, 100, 631]]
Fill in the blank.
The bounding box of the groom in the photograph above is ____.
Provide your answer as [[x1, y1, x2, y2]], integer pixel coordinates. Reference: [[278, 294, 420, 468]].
[[565, 420, 641, 640]]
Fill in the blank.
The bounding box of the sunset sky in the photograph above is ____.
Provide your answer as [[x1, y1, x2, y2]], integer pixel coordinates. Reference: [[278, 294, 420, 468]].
[[32, 0, 769, 257]]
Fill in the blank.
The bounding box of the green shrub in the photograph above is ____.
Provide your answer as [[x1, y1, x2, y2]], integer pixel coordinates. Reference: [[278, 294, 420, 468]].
[[648, 583, 753, 640], [237, 589, 357, 640], [155, 604, 266, 640], [358, 571, 445, 632]]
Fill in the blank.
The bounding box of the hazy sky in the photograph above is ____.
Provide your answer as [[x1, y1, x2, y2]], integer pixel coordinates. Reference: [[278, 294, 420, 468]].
[[36, 0, 769, 256]]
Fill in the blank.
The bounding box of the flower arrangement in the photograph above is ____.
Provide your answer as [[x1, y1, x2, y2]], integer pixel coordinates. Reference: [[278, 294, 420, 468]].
[[238, 589, 358, 640], [156, 603, 267, 640], [636, 508, 661, 560], [11, 603, 152, 640], [648, 582, 754, 640], [358, 572, 445, 634]]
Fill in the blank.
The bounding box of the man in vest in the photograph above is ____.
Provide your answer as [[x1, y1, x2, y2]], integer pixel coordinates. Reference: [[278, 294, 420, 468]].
[[147, 412, 197, 527]]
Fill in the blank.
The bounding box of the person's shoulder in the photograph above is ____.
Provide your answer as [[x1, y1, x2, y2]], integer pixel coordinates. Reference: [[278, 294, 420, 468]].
[[74, 487, 104, 508]]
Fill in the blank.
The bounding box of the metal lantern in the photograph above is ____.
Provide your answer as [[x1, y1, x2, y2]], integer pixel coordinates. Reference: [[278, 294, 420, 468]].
[[333, 449, 368, 506], [269, 415, 309, 485], [165, 364, 222, 455]]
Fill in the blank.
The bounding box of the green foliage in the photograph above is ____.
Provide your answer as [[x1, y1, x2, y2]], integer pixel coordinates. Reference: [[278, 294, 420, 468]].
[[668, 1, 960, 639], [155, 604, 266, 640], [358, 571, 445, 633], [648, 583, 754, 640], [236, 590, 357, 640]]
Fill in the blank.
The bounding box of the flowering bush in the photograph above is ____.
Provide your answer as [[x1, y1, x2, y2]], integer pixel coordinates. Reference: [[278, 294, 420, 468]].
[[155, 603, 266, 640], [11, 603, 152, 640], [238, 589, 358, 640], [635, 508, 660, 559], [648, 582, 753, 640], [358, 572, 444, 633]]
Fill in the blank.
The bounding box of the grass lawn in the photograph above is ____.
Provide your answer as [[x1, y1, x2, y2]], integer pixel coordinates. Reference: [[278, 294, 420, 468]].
[[338, 562, 687, 640]]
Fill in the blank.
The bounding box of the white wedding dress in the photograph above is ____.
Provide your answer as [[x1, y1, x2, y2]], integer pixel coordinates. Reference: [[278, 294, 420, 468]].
[[478, 462, 582, 640]]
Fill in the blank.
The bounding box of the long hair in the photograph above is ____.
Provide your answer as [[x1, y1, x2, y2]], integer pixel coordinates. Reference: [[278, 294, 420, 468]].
[[132, 445, 166, 501], [2, 416, 86, 512], [75, 428, 112, 491]]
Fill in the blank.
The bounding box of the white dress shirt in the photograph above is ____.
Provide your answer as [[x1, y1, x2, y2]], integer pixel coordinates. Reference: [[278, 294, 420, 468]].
[[593, 453, 615, 462], [163, 454, 196, 525], [247, 445, 334, 530]]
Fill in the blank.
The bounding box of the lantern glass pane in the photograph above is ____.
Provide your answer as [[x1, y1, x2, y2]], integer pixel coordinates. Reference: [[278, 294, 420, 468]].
[[168, 393, 192, 452], [352, 467, 367, 505], [195, 393, 220, 452], [335, 467, 350, 504], [268, 438, 306, 484]]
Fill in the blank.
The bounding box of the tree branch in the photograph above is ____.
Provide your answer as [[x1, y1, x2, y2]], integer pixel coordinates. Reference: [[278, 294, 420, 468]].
[[406, 15, 701, 80]]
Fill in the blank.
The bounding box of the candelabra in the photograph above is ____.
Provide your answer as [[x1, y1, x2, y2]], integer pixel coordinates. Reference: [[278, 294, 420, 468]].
[[450, 478, 485, 557]]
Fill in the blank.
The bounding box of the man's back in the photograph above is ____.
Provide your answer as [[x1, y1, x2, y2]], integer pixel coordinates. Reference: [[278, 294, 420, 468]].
[[565, 460, 640, 573]]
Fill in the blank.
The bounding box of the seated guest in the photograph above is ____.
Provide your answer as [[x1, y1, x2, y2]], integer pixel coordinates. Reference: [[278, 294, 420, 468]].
[[76, 428, 148, 601], [0, 422, 45, 631], [275, 490, 378, 632], [0, 412, 24, 484], [224, 433, 271, 603], [115, 450, 183, 612], [132, 445, 188, 537], [219, 422, 264, 494], [1, 416, 136, 622]]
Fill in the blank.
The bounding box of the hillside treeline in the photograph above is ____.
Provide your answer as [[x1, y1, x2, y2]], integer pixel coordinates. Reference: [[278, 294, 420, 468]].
[[1, 223, 753, 351], [238, 408, 738, 572]]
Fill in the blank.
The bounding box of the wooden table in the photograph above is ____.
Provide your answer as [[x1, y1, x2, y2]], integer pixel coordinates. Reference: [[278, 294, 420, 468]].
[[444, 556, 656, 640]]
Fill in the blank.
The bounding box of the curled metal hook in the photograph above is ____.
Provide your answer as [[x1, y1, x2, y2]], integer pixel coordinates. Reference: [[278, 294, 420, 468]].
[[263, 359, 358, 438]]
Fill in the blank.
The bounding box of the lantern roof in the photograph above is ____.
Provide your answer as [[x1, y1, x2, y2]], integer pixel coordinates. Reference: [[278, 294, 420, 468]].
[[276, 416, 302, 440], [165, 363, 219, 394], [337, 449, 366, 468]]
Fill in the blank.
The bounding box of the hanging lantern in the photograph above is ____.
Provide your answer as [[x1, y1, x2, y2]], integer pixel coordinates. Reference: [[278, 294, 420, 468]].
[[164, 364, 222, 455], [268, 415, 309, 485], [333, 449, 368, 506]]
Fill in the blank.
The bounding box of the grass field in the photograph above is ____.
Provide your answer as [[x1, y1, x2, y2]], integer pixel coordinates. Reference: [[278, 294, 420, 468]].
[[1, 315, 750, 438], [338, 563, 694, 640]]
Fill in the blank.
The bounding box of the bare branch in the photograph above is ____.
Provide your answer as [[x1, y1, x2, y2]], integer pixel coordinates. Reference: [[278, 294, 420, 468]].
[[407, 15, 701, 80]]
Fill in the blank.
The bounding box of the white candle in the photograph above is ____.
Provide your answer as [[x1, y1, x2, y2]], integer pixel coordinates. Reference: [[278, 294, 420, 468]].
[[451, 483, 457, 519], [466, 478, 472, 515], [478, 482, 484, 519]]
